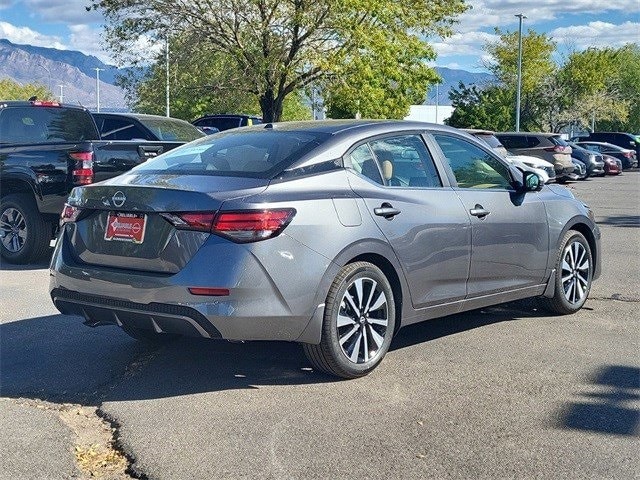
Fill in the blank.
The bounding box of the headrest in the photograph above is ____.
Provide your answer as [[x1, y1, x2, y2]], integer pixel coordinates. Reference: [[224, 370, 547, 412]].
[[381, 160, 393, 180]]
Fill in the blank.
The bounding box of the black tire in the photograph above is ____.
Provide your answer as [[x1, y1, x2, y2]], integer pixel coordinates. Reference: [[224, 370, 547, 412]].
[[538, 230, 593, 315], [303, 261, 396, 379], [0, 193, 52, 264], [121, 325, 180, 343]]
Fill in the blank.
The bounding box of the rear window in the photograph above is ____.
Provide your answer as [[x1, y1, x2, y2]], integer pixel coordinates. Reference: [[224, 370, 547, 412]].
[[0, 107, 99, 144], [137, 117, 204, 142], [132, 128, 329, 178], [549, 136, 569, 147], [194, 117, 242, 131], [475, 134, 503, 149]]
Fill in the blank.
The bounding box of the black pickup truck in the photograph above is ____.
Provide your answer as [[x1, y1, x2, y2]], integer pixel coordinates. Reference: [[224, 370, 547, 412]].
[[0, 101, 199, 264]]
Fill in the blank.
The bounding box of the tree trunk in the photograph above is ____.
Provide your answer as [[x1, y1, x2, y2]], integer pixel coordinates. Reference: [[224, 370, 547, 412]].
[[259, 88, 284, 123]]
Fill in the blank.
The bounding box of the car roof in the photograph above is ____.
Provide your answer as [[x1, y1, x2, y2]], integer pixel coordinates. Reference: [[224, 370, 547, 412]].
[[462, 128, 496, 136], [238, 119, 460, 136], [496, 132, 560, 137], [577, 141, 626, 149], [196, 113, 262, 119], [0, 100, 87, 111], [92, 112, 193, 124]]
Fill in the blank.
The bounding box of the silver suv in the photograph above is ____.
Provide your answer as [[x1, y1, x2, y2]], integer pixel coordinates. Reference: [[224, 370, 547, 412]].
[[496, 132, 577, 182]]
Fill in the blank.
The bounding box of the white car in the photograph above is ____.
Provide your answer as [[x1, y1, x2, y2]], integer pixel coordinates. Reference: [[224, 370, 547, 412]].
[[506, 154, 556, 184], [462, 129, 556, 183]]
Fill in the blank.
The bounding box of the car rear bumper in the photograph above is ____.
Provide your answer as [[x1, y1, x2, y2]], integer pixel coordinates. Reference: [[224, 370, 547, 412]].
[[49, 227, 335, 343]]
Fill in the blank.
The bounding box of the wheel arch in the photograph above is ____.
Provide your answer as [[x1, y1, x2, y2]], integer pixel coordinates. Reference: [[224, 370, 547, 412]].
[[558, 216, 600, 280]]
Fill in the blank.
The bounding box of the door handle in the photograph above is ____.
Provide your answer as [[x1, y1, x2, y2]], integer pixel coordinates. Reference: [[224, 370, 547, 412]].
[[469, 204, 490, 218], [374, 203, 401, 219]]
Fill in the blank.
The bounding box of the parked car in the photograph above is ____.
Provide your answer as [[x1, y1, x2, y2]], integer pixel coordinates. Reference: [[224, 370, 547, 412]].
[[92, 112, 205, 144], [574, 132, 640, 161], [575, 141, 637, 169], [602, 155, 623, 175], [192, 114, 262, 132], [50, 121, 601, 379], [0, 101, 188, 263], [567, 142, 605, 177], [571, 158, 588, 180], [462, 129, 555, 183], [496, 132, 577, 182]]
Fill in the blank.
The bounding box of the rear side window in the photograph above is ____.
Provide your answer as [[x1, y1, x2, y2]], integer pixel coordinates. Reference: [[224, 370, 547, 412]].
[[98, 118, 150, 141], [194, 117, 241, 131], [549, 136, 569, 147], [133, 129, 329, 178], [137, 117, 204, 142], [499, 135, 528, 149], [0, 107, 99, 144], [348, 144, 384, 185], [476, 134, 503, 149], [369, 135, 441, 188]]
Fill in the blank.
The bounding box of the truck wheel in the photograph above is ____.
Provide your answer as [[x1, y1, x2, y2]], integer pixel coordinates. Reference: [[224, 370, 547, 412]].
[[303, 261, 396, 379], [0, 194, 52, 264]]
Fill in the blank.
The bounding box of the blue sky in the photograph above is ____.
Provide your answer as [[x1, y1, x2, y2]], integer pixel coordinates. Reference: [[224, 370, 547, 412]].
[[0, 0, 638, 71]]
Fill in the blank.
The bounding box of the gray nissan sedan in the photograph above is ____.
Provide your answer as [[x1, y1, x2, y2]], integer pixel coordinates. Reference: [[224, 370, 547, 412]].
[[50, 121, 601, 378]]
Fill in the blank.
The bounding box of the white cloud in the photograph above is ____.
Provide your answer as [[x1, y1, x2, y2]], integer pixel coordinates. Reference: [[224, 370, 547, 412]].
[[67, 24, 112, 63], [455, 0, 640, 33], [0, 0, 15, 9], [0, 21, 67, 49], [433, 31, 499, 57], [550, 21, 640, 49]]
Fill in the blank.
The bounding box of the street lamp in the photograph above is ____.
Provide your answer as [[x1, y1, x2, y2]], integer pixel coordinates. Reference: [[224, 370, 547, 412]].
[[94, 67, 104, 112], [515, 13, 526, 132], [165, 35, 170, 117], [58, 84, 64, 103]]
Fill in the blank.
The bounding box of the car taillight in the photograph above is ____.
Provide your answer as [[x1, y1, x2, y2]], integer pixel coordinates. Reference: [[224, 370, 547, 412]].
[[544, 146, 566, 153], [162, 209, 296, 243], [69, 151, 94, 185], [61, 203, 81, 224], [31, 100, 61, 107]]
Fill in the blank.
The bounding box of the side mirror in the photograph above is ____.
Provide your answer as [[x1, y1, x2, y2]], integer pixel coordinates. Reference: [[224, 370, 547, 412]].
[[522, 171, 543, 191]]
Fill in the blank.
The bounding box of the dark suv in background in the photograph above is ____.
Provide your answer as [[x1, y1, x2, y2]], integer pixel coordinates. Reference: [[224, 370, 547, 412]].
[[574, 132, 640, 161], [192, 114, 262, 132]]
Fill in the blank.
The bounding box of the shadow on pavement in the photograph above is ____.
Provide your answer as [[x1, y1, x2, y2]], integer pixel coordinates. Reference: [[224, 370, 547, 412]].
[[597, 215, 640, 228], [0, 256, 52, 271], [556, 365, 640, 436], [0, 301, 543, 404]]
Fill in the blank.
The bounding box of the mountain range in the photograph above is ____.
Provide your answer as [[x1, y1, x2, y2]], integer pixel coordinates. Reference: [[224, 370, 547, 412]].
[[0, 38, 494, 113]]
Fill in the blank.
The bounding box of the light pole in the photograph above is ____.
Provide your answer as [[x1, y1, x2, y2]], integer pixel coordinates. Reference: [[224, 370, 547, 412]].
[[94, 68, 104, 112], [435, 83, 440, 124], [515, 13, 526, 132], [58, 84, 64, 103], [165, 35, 170, 117]]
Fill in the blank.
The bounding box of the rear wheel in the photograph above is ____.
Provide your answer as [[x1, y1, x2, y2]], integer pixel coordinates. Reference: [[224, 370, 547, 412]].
[[539, 230, 593, 314], [303, 262, 396, 379], [0, 194, 52, 264], [121, 325, 180, 343]]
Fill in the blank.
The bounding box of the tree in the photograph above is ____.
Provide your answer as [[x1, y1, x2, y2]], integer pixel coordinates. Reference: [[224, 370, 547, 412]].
[[445, 82, 514, 131], [91, 0, 468, 122], [0, 79, 51, 101]]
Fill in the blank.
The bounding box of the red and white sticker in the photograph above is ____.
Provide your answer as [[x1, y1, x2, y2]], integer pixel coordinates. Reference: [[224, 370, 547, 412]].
[[104, 212, 147, 244]]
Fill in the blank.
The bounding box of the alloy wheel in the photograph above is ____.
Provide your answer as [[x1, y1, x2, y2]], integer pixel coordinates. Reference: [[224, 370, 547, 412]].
[[0, 207, 27, 253], [561, 240, 590, 304], [337, 277, 389, 364]]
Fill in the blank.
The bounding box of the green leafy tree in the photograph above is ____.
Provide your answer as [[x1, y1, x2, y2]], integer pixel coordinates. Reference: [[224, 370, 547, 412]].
[[91, 0, 468, 122], [445, 82, 514, 131], [0, 79, 52, 101]]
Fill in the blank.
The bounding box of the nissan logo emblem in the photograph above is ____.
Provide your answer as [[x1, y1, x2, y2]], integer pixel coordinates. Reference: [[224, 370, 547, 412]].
[[112, 191, 126, 208]]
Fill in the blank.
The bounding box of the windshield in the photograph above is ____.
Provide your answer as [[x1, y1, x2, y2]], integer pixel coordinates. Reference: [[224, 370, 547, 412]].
[[137, 117, 205, 142], [132, 128, 329, 178]]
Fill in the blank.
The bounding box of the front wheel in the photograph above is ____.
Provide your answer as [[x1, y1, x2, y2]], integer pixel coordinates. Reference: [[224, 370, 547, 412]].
[[538, 230, 593, 314], [303, 262, 396, 379]]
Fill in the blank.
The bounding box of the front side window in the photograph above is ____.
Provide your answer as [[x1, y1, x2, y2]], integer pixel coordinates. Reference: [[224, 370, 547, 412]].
[[433, 134, 512, 190]]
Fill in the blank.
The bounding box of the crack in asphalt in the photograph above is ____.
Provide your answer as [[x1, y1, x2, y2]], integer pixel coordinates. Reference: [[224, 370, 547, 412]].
[[590, 295, 640, 303]]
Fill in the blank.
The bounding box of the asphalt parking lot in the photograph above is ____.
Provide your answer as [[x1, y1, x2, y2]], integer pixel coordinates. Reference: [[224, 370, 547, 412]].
[[1, 172, 638, 479]]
